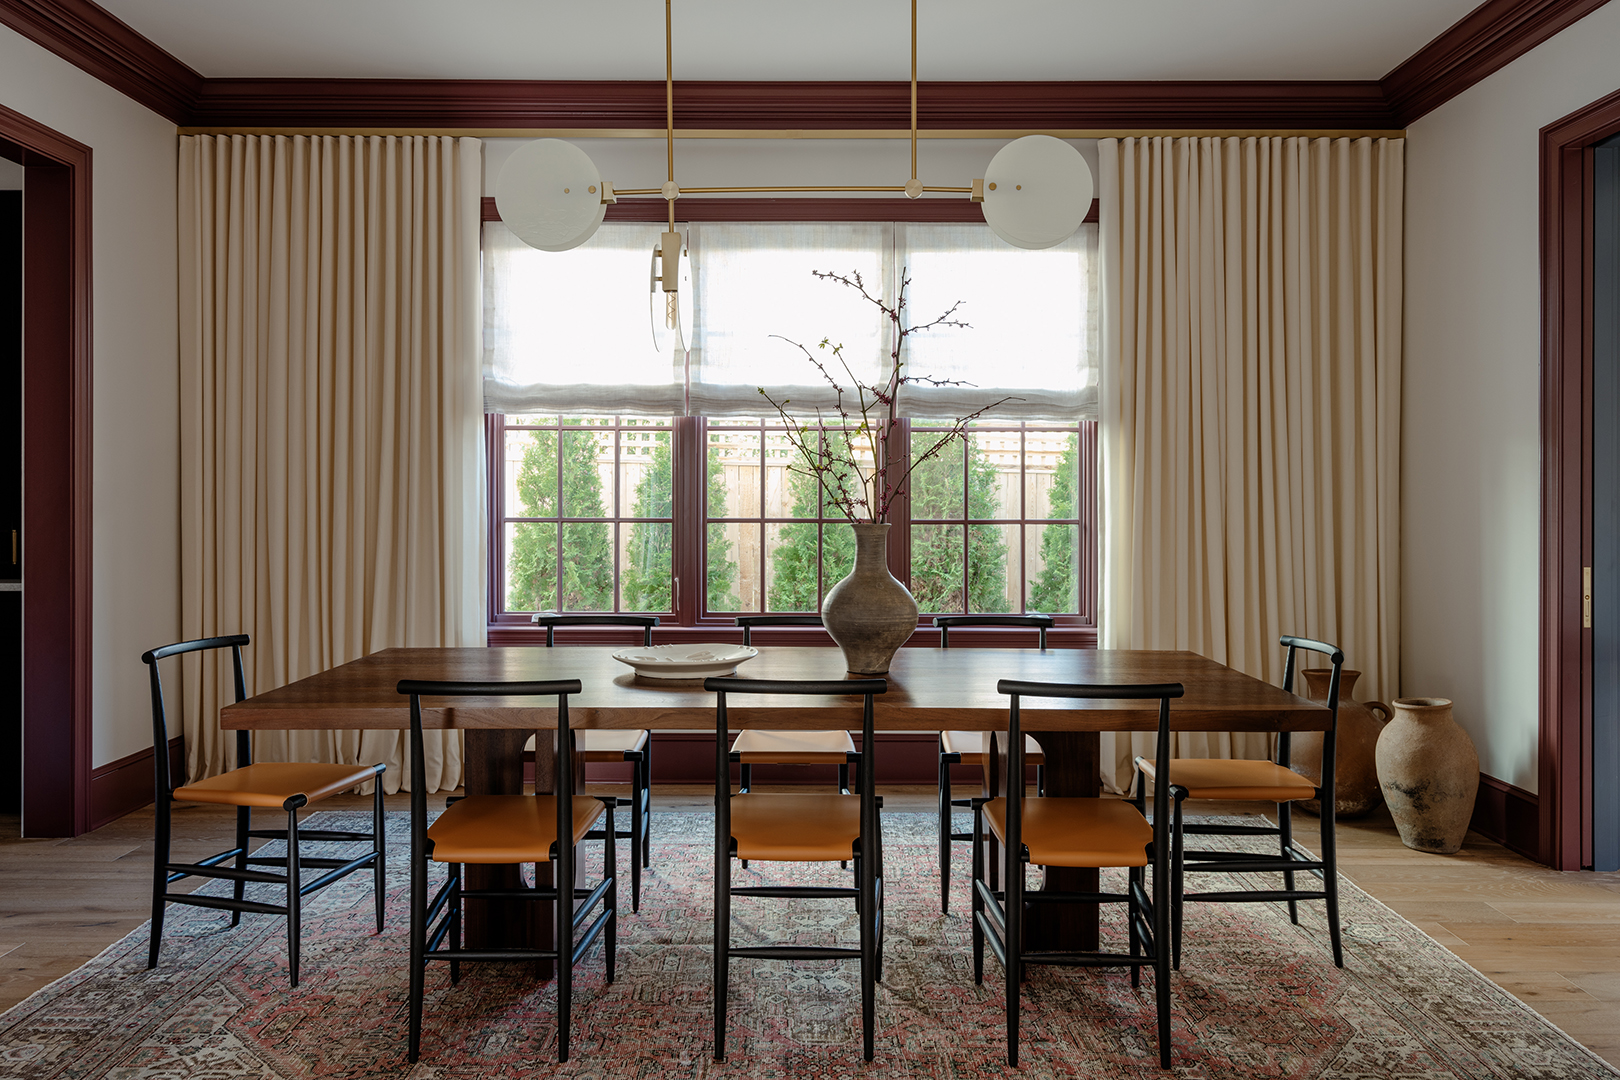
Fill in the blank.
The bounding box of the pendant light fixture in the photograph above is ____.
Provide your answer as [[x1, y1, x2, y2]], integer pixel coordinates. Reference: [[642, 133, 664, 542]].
[[493, 0, 1094, 340]]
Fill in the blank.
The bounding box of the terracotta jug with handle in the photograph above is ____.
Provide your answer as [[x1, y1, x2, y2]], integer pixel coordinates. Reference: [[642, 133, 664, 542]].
[[1291, 669, 1391, 818]]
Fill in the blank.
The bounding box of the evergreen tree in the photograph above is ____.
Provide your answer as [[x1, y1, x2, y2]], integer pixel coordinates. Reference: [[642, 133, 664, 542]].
[[1028, 432, 1079, 614], [505, 425, 613, 612], [907, 433, 1009, 613], [619, 439, 741, 612], [767, 434, 855, 611]]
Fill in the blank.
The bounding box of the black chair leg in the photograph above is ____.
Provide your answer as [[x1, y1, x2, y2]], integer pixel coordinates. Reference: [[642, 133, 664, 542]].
[[1171, 794, 1186, 970], [713, 851, 730, 1060], [372, 783, 386, 933], [938, 753, 953, 914], [148, 799, 170, 971], [285, 807, 302, 988], [1280, 800, 1299, 925], [860, 837, 876, 1062], [449, 864, 462, 985], [1005, 846, 1023, 1067], [628, 787, 643, 913], [231, 805, 249, 927], [640, 744, 653, 869], [603, 803, 619, 982], [970, 804, 985, 985], [1322, 806, 1344, 968]]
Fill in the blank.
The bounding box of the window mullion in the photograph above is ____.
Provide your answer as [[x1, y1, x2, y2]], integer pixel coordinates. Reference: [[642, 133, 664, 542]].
[[888, 418, 912, 587], [673, 415, 704, 625]]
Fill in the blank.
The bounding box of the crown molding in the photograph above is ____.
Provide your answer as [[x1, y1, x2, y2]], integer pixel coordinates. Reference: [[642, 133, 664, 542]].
[[0, 0, 1612, 132], [187, 78, 1396, 132], [1384, 0, 1612, 125], [0, 0, 199, 123]]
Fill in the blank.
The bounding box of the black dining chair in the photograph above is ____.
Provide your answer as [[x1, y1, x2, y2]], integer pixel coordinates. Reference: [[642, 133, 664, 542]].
[[706, 675, 887, 1063], [531, 612, 656, 912], [730, 616, 857, 795], [933, 613, 1053, 912], [400, 677, 616, 1064], [141, 634, 386, 987], [1132, 635, 1346, 968], [974, 678, 1180, 1068]]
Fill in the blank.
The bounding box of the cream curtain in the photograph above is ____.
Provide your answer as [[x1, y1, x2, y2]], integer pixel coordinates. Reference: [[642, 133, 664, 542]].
[[1096, 136, 1403, 792], [178, 134, 486, 793]]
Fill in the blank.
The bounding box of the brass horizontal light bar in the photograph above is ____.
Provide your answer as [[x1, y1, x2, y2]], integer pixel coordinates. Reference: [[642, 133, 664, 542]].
[[178, 126, 1408, 140]]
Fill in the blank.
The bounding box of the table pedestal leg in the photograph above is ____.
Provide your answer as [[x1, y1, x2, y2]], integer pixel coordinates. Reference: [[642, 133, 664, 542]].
[[463, 729, 552, 973], [983, 731, 1101, 953]]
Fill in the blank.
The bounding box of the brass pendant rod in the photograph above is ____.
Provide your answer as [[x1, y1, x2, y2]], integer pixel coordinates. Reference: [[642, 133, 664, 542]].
[[910, 0, 918, 183], [666, 0, 677, 230]]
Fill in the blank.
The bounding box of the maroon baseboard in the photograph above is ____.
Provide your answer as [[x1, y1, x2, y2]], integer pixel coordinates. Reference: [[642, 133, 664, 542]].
[[88, 737, 180, 830], [1469, 772, 1541, 862]]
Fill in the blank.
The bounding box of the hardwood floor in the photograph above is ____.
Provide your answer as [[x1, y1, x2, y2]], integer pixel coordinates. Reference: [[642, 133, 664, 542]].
[[2, 790, 1618, 1066]]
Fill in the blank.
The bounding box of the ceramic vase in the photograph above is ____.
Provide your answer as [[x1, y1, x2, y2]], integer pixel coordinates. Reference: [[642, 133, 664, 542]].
[[1292, 669, 1392, 818], [1375, 697, 1480, 854], [820, 522, 918, 674]]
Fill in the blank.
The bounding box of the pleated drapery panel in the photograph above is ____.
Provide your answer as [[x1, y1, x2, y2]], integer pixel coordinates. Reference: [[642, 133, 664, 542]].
[[178, 134, 486, 793], [1096, 137, 1403, 793]]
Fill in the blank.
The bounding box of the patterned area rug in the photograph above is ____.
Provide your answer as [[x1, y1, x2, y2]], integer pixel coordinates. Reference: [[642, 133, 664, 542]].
[[0, 811, 1614, 1079]]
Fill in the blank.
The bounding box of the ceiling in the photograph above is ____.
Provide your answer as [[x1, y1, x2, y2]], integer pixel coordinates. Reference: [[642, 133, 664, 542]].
[[92, 0, 1484, 83]]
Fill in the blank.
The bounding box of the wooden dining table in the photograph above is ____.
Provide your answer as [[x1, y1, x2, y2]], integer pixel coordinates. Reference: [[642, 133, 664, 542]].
[[222, 644, 1328, 954]]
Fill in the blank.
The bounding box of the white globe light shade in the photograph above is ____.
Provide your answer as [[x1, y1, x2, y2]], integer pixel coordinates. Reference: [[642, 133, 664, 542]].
[[494, 139, 608, 252], [980, 135, 1093, 250]]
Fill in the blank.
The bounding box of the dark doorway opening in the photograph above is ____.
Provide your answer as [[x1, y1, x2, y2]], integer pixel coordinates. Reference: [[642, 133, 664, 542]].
[[1, 174, 19, 832]]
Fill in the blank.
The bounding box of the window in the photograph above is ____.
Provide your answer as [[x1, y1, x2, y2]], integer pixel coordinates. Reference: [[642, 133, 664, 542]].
[[484, 219, 1098, 632]]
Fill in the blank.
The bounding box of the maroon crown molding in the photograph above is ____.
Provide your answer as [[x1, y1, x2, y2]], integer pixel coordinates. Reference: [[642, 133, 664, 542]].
[[1384, 0, 1611, 126], [0, 0, 199, 124], [188, 77, 1396, 132], [3, 0, 1612, 132]]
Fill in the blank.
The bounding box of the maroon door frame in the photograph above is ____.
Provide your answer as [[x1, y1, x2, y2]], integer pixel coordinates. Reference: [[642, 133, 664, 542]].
[[0, 103, 93, 838], [1540, 87, 1620, 870]]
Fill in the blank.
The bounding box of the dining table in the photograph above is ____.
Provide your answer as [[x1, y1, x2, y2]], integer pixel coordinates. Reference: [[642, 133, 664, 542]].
[[222, 644, 1329, 957]]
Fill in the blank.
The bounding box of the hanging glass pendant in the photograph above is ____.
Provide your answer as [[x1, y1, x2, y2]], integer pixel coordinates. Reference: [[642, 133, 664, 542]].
[[649, 229, 693, 353]]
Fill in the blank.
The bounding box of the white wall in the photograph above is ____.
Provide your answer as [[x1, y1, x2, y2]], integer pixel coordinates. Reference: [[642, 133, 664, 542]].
[[1405, 3, 1620, 792], [0, 25, 180, 768]]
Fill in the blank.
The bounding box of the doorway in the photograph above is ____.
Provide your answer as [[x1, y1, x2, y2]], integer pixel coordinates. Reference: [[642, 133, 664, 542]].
[[1592, 135, 1620, 872], [0, 161, 18, 834]]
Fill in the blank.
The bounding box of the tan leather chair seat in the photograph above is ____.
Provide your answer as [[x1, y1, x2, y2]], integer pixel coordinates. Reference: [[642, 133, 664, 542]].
[[984, 797, 1153, 868], [730, 728, 855, 763], [426, 794, 606, 864], [174, 762, 381, 808], [575, 729, 651, 762], [940, 730, 1044, 762], [729, 793, 861, 861], [1136, 758, 1316, 802]]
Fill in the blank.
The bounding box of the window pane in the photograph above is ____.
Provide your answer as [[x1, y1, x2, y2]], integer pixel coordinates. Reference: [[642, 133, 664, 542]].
[[968, 430, 1018, 520], [969, 523, 1018, 614], [910, 433, 964, 520], [559, 521, 614, 611], [559, 427, 610, 520], [709, 428, 760, 518], [910, 522, 964, 613], [1026, 430, 1078, 522], [621, 429, 672, 520], [1027, 522, 1080, 614], [507, 427, 557, 519], [504, 521, 557, 613], [765, 429, 812, 518], [709, 522, 756, 612], [765, 521, 821, 612], [619, 521, 671, 612], [822, 521, 855, 596]]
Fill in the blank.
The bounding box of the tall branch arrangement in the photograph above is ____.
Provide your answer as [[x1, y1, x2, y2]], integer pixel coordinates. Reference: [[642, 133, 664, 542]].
[[759, 268, 1013, 524]]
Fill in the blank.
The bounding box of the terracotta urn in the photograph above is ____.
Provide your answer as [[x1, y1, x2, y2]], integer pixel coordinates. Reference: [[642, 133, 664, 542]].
[[821, 522, 918, 674], [1292, 669, 1392, 818], [1375, 698, 1480, 854]]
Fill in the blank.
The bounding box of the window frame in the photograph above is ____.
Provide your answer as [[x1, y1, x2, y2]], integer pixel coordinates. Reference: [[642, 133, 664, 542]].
[[483, 201, 1099, 647]]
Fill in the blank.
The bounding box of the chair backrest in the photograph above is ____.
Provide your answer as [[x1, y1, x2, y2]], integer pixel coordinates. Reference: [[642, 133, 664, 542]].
[[996, 679, 1183, 867], [1275, 634, 1345, 801], [704, 676, 887, 850], [530, 612, 658, 647], [734, 614, 823, 646], [933, 613, 1053, 650], [140, 634, 251, 795], [396, 678, 585, 860]]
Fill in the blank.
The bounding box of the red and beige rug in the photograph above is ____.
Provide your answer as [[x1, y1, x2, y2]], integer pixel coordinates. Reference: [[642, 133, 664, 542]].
[[0, 811, 1613, 1079]]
